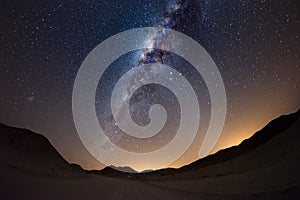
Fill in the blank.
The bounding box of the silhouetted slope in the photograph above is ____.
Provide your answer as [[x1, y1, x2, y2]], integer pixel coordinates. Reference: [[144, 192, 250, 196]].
[[148, 109, 300, 176], [101, 166, 137, 174], [0, 110, 299, 199], [140, 109, 300, 199], [0, 123, 85, 176], [184, 109, 299, 168]]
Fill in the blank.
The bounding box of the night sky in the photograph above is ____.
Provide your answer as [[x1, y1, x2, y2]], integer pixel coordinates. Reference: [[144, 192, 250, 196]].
[[1, 0, 299, 171]]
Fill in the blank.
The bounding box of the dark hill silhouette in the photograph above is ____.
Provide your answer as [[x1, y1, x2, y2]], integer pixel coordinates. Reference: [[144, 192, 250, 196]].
[[140, 109, 300, 199], [90, 165, 137, 175], [95, 109, 300, 179], [0, 109, 299, 199], [147, 108, 300, 176], [0, 123, 85, 176]]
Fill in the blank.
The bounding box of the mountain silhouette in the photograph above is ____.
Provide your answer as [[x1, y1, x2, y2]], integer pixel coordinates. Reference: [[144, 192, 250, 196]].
[[0, 123, 85, 176], [0, 109, 299, 199], [148, 108, 300, 176]]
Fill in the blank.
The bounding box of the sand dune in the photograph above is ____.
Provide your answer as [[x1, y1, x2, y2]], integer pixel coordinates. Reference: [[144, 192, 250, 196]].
[[0, 109, 299, 199]]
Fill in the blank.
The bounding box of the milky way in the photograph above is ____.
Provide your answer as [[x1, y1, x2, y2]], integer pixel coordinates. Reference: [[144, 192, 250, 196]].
[[98, 0, 207, 154], [1, 0, 299, 170]]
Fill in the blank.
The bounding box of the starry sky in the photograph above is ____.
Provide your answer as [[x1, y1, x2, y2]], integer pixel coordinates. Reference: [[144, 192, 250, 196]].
[[1, 0, 299, 171]]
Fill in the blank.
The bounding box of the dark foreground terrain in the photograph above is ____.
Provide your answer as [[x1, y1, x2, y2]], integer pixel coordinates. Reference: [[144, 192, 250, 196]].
[[0, 109, 300, 200]]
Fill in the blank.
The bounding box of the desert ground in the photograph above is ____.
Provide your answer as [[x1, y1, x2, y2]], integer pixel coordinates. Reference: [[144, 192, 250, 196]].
[[0, 110, 299, 199]]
